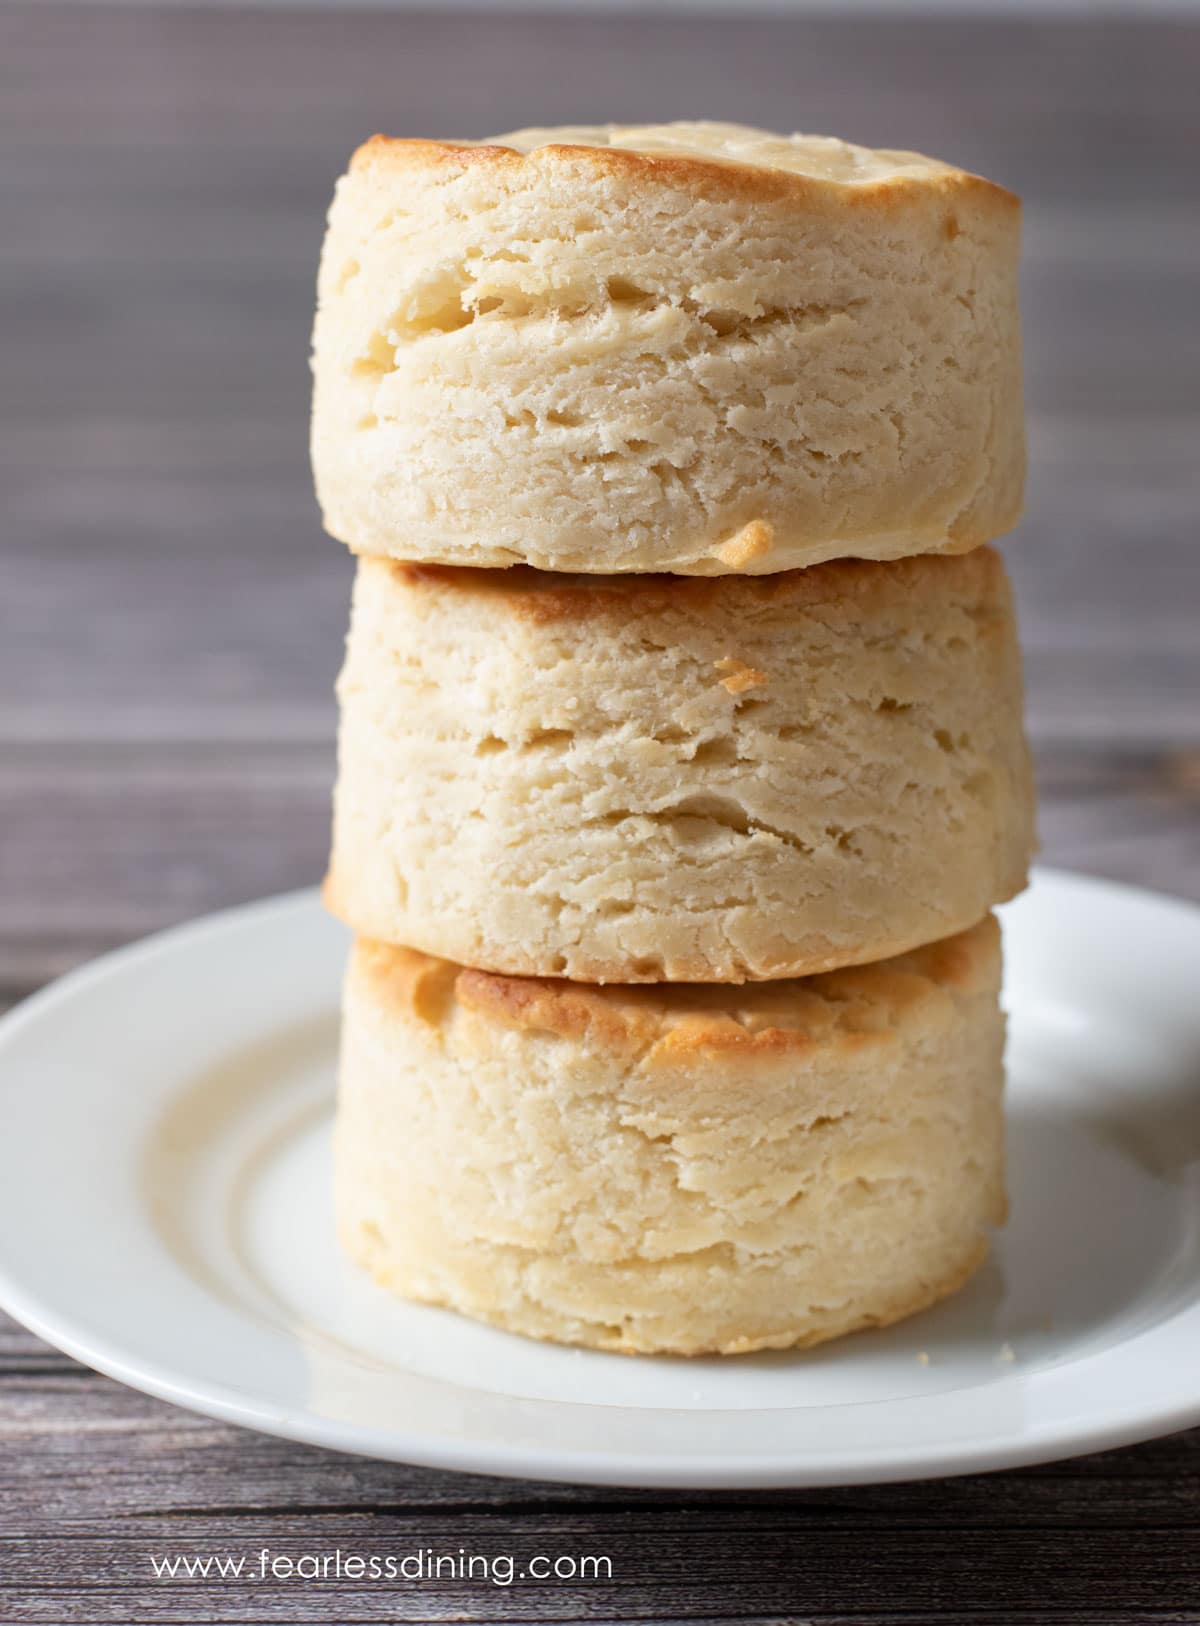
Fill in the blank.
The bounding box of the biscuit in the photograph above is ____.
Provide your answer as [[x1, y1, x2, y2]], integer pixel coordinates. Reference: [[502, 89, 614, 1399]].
[[326, 547, 1034, 982], [335, 916, 1006, 1355], [311, 121, 1023, 575]]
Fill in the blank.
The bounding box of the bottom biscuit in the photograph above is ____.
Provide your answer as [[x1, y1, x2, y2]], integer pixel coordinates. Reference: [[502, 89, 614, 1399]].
[[335, 917, 1006, 1356]]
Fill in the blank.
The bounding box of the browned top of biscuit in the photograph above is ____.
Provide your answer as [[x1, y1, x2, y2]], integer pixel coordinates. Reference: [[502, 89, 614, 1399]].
[[362, 544, 1008, 628], [347, 121, 1018, 214], [351, 915, 1000, 1063]]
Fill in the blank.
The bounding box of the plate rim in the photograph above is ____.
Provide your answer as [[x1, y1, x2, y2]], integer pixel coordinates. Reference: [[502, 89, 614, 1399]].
[[2, 866, 1199, 1489]]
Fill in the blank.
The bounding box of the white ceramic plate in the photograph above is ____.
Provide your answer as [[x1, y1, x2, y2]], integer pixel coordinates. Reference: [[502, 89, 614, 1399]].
[[1, 868, 1198, 1488]]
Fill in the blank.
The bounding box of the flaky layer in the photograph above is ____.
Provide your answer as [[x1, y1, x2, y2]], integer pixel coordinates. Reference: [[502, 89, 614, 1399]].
[[336, 917, 1006, 1355], [311, 120, 1023, 574], [326, 549, 1035, 982]]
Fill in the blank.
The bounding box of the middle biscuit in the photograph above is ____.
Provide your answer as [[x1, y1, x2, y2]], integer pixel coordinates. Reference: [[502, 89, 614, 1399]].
[[327, 547, 1034, 982]]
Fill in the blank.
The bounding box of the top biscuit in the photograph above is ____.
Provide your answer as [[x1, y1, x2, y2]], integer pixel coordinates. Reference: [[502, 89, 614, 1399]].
[[311, 121, 1023, 575]]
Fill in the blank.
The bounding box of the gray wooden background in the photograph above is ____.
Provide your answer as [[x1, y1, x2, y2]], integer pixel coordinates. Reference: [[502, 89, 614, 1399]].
[[1, 5, 1198, 1622]]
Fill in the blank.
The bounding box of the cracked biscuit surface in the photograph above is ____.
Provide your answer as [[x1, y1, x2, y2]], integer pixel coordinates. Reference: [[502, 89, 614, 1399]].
[[310, 120, 1024, 574], [335, 915, 1006, 1354], [326, 547, 1035, 982]]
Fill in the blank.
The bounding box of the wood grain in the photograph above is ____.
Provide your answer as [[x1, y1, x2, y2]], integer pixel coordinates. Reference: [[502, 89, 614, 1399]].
[[1, 1365, 1198, 1623], [1, 6, 1198, 1622]]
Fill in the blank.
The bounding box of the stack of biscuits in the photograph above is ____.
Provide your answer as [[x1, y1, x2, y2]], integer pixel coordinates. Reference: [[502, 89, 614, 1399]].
[[311, 122, 1035, 1357]]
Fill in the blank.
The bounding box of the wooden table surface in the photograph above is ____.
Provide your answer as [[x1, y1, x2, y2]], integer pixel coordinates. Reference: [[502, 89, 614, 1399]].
[[2, 6, 1198, 1621]]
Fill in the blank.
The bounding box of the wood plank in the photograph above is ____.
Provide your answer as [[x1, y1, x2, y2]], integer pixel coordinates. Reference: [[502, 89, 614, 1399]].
[[0, 1533, 1196, 1626], [3, 10, 1198, 203], [0, 1366, 1197, 1620], [0, 743, 1196, 995], [3, 522, 1196, 748], [0, 1361, 1197, 1520]]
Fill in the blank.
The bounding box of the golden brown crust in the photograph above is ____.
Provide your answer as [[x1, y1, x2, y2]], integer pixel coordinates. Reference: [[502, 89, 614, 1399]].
[[716, 518, 776, 570], [365, 545, 1009, 628], [347, 934, 460, 1027], [347, 915, 1001, 1058], [906, 914, 1003, 997], [348, 130, 1019, 215]]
